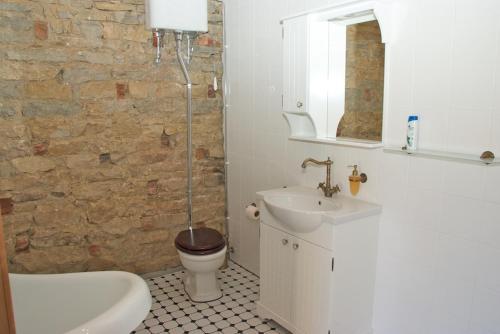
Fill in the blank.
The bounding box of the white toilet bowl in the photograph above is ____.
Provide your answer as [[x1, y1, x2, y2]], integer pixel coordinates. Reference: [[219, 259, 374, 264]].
[[175, 228, 227, 303], [177, 246, 227, 302]]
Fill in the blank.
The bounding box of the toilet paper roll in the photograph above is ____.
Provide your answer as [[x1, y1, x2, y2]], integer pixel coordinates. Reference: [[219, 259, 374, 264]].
[[245, 203, 260, 220]]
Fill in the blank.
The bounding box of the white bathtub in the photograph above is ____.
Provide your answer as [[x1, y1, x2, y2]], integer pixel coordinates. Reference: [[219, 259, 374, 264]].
[[9, 271, 152, 334]]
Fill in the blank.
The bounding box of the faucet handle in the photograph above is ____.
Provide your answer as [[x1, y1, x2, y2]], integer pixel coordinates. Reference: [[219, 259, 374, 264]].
[[318, 182, 325, 190]]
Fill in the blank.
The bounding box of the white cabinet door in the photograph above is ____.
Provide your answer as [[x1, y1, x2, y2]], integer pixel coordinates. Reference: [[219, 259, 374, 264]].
[[291, 237, 333, 334], [283, 16, 308, 113], [259, 224, 293, 323]]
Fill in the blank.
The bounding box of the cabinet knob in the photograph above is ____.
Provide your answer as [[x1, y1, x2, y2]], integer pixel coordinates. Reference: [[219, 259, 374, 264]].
[[296, 101, 303, 108], [292, 243, 299, 250], [282, 239, 289, 245]]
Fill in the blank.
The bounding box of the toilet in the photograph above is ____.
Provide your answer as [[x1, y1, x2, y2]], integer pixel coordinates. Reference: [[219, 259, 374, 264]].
[[175, 228, 226, 302]]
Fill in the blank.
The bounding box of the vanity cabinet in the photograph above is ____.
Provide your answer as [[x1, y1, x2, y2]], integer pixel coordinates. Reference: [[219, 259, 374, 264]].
[[256, 190, 380, 334], [259, 224, 332, 334]]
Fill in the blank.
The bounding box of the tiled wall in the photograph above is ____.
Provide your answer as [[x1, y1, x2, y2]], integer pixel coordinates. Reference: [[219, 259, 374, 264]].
[[225, 0, 500, 333]]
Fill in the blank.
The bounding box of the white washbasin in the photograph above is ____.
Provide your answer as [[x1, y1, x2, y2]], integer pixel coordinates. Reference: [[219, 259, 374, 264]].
[[258, 186, 381, 232], [264, 194, 342, 233]]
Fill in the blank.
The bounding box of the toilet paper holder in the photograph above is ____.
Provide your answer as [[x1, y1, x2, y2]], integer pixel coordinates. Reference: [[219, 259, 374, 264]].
[[245, 203, 260, 220]]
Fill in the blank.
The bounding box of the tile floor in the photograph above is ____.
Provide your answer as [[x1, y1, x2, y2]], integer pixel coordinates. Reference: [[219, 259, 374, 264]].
[[132, 262, 288, 334]]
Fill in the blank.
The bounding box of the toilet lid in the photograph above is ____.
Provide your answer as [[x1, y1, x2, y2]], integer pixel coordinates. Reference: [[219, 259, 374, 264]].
[[175, 228, 226, 255]]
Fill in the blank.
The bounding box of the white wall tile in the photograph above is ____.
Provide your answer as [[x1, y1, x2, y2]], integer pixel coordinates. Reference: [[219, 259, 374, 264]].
[[406, 188, 443, 232], [446, 108, 492, 154], [476, 245, 500, 294], [439, 195, 485, 242], [413, 0, 453, 111], [443, 161, 486, 200], [451, 0, 499, 111], [469, 289, 500, 334], [408, 156, 446, 191], [225, 0, 500, 332], [489, 114, 500, 154]]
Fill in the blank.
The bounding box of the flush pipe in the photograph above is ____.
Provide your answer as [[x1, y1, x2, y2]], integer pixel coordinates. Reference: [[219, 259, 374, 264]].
[[175, 31, 194, 231], [221, 0, 230, 269]]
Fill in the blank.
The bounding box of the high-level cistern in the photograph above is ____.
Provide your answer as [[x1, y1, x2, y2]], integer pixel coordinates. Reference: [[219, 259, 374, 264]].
[[145, 0, 207, 65], [301, 157, 340, 197]]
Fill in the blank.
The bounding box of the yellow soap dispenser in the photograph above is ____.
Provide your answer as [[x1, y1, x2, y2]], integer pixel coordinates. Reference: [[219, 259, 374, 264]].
[[348, 165, 367, 196]]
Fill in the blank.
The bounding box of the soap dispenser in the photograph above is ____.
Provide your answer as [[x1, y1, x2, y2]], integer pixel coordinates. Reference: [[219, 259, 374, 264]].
[[348, 165, 367, 196]]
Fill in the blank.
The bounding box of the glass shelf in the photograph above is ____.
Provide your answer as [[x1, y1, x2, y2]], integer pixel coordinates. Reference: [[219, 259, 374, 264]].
[[289, 136, 384, 149], [383, 146, 499, 166]]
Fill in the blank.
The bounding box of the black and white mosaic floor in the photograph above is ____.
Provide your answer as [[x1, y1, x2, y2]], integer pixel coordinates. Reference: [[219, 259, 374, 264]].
[[132, 262, 289, 334]]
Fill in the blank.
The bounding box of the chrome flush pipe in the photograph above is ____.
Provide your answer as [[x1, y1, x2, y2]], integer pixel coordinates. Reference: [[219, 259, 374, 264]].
[[221, 0, 230, 269], [153, 29, 165, 64], [175, 31, 194, 230]]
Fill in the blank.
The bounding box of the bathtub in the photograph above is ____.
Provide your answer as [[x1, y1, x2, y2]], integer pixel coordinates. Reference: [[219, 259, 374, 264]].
[[9, 271, 152, 334]]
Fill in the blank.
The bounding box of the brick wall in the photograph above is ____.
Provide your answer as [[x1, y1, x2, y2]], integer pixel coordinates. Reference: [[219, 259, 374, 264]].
[[337, 20, 385, 141], [0, 0, 225, 274]]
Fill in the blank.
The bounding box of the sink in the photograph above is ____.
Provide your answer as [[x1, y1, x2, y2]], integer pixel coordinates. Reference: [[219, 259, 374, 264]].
[[258, 186, 382, 233], [264, 194, 341, 233]]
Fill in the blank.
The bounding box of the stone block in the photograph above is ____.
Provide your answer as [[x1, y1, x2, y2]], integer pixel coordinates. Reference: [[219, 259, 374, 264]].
[[74, 51, 114, 65], [15, 236, 30, 252], [0, 106, 16, 119], [0, 162, 17, 178], [34, 21, 48, 40], [6, 48, 68, 63], [33, 143, 48, 156], [62, 66, 103, 83], [203, 172, 224, 187], [11, 156, 56, 174], [95, 2, 135, 11], [0, 81, 22, 98], [115, 82, 129, 99], [12, 191, 46, 203], [78, 22, 103, 41], [22, 101, 81, 117], [80, 81, 116, 99], [24, 80, 72, 100], [12, 246, 89, 273], [0, 60, 60, 81], [128, 81, 150, 99], [195, 148, 209, 160], [0, 16, 31, 31], [208, 84, 216, 98], [0, 3, 30, 12], [102, 22, 148, 42], [65, 153, 99, 169], [0, 197, 14, 215], [155, 82, 184, 98]]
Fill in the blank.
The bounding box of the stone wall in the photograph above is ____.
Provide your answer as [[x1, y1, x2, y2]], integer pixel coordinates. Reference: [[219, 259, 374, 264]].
[[337, 20, 385, 141], [0, 0, 225, 274]]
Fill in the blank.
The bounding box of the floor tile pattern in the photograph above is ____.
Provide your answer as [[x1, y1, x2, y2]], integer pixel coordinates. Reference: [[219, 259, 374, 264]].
[[132, 262, 288, 334]]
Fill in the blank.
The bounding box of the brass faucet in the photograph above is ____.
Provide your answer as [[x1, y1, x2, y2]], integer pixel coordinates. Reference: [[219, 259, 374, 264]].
[[301, 157, 340, 197]]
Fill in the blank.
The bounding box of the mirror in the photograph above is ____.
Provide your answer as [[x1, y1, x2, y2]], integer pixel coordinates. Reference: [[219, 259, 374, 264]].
[[336, 20, 385, 141], [281, 2, 392, 145]]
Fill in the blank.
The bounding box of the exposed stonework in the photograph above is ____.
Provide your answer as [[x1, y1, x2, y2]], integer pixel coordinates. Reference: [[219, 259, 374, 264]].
[[337, 20, 385, 141], [0, 0, 225, 274]]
